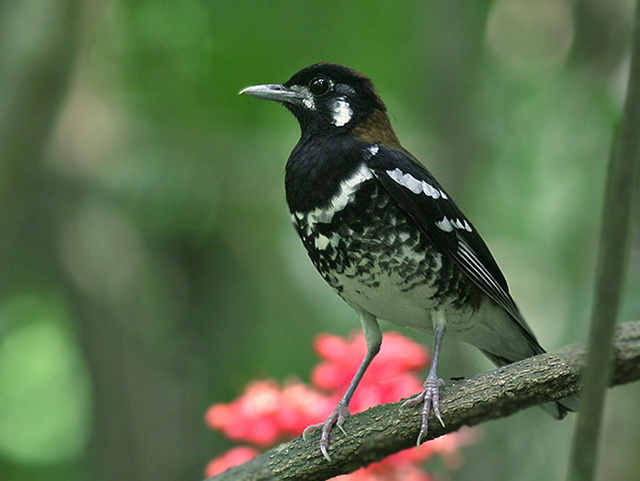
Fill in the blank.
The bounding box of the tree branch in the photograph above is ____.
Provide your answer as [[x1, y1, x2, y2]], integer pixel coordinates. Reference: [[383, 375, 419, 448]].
[[205, 321, 640, 481]]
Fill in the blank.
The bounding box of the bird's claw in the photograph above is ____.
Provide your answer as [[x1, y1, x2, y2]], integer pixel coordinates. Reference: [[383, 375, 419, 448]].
[[402, 374, 445, 445], [303, 404, 351, 461]]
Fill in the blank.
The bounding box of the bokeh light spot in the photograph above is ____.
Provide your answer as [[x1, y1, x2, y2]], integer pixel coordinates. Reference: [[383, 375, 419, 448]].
[[486, 0, 574, 75]]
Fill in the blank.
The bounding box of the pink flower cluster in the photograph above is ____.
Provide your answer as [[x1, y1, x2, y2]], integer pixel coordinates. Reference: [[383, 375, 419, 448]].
[[206, 379, 333, 446], [205, 331, 473, 480]]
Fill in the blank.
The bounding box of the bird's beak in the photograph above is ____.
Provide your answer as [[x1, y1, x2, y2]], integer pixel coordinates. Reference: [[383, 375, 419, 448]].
[[239, 84, 302, 104]]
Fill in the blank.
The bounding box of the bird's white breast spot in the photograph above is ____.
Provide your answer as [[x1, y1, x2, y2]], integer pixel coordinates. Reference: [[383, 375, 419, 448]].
[[314, 234, 330, 250], [330, 163, 373, 211], [293, 163, 373, 232], [398, 232, 410, 243]]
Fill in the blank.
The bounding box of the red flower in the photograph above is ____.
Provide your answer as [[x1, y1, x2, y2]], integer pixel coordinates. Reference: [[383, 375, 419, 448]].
[[205, 331, 474, 480], [276, 380, 335, 435], [335, 462, 435, 481], [206, 379, 333, 446], [312, 332, 428, 412], [205, 446, 259, 478]]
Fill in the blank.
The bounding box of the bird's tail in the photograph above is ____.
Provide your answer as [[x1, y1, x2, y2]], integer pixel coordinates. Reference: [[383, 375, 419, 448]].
[[542, 395, 578, 419], [479, 349, 578, 419]]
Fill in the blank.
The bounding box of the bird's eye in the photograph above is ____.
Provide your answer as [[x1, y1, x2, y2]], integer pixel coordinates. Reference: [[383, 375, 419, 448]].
[[309, 76, 331, 96]]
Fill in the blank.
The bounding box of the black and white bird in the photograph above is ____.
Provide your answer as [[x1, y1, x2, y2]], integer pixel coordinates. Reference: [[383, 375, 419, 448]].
[[240, 63, 574, 460]]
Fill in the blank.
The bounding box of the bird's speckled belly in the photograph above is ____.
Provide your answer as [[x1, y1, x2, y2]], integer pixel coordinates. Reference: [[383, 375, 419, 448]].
[[292, 179, 478, 331]]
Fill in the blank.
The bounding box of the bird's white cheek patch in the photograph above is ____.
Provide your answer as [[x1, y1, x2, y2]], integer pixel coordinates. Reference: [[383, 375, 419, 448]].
[[331, 97, 353, 127]]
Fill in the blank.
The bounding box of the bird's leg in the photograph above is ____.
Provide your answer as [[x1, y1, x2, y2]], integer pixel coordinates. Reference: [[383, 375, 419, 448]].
[[402, 325, 446, 445], [304, 310, 381, 461]]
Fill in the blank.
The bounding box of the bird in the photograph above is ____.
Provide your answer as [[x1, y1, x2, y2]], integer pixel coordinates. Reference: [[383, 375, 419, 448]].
[[239, 62, 575, 460]]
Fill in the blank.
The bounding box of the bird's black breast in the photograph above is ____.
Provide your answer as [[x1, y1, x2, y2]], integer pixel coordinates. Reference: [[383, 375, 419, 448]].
[[285, 134, 363, 213]]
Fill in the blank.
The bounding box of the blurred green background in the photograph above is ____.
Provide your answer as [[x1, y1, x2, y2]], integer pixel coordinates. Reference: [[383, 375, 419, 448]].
[[1, 1, 639, 480]]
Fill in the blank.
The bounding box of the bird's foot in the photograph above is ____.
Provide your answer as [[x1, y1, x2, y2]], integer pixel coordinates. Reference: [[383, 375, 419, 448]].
[[402, 373, 445, 445], [303, 403, 350, 461]]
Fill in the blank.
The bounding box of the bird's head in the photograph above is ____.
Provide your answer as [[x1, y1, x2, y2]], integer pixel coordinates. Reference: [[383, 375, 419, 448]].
[[240, 63, 398, 144]]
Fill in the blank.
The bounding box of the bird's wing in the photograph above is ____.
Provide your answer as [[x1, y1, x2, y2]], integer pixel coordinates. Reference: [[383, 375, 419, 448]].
[[362, 143, 537, 339]]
